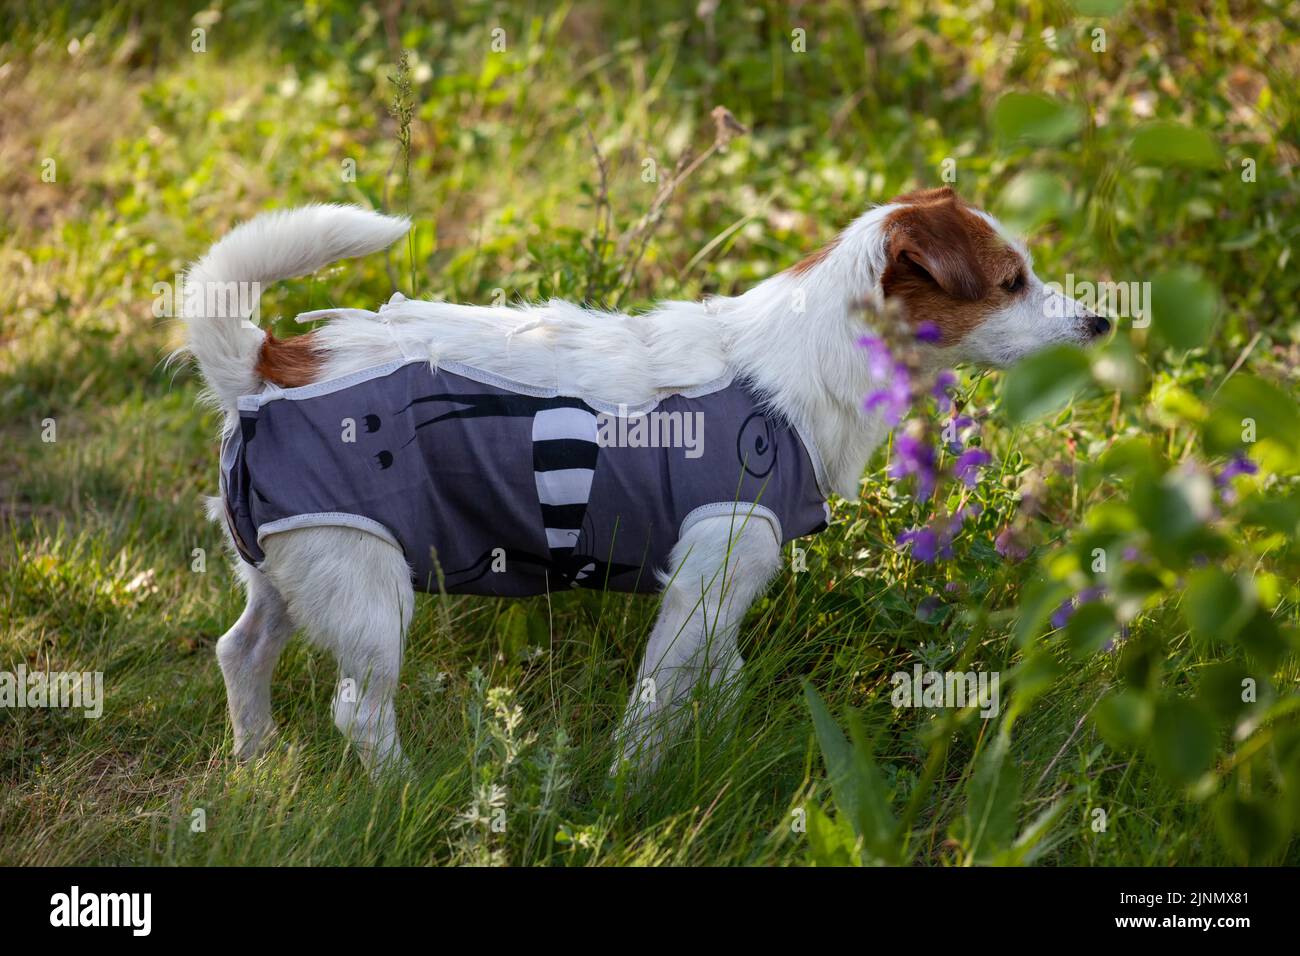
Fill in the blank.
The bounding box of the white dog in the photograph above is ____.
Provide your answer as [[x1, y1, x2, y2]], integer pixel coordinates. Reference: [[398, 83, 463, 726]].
[[184, 187, 1105, 775]]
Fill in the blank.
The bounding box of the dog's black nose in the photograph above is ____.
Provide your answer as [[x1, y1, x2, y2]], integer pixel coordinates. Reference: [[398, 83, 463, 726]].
[[1088, 314, 1111, 339]]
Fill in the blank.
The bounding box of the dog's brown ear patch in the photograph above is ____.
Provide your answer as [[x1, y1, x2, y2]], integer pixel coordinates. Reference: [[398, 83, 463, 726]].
[[256, 331, 324, 387], [880, 190, 1025, 345], [884, 200, 988, 302]]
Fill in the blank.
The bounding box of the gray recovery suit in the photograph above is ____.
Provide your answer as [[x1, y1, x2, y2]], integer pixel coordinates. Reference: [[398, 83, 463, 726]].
[[221, 359, 831, 596]]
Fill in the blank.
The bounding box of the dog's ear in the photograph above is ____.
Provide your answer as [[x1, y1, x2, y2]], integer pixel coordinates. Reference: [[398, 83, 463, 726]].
[[883, 201, 989, 302]]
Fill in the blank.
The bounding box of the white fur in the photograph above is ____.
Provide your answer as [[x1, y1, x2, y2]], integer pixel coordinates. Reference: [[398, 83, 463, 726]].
[[614, 509, 783, 770], [182, 204, 410, 407], [190, 201, 1098, 775]]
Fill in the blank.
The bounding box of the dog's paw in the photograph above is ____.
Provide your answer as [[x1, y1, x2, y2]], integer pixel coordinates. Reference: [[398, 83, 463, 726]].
[[362, 748, 413, 784], [609, 719, 670, 784], [231, 721, 280, 762]]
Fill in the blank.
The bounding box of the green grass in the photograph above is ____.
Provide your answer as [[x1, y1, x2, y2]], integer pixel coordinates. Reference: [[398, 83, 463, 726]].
[[2, 0, 1298, 866]]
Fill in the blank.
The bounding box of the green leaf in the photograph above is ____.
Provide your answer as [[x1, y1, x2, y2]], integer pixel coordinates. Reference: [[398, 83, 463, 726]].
[[1197, 662, 1253, 724], [1130, 122, 1221, 169], [1130, 468, 1215, 564], [1065, 601, 1118, 656], [803, 682, 898, 863], [1214, 793, 1287, 865], [995, 796, 1071, 866], [1072, 0, 1126, 14], [992, 92, 1083, 146], [1212, 375, 1300, 458], [1094, 689, 1154, 749], [1238, 608, 1287, 670], [1150, 698, 1217, 786], [1001, 344, 1094, 423], [1006, 650, 1062, 724], [1117, 631, 1167, 690], [1183, 568, 1255, 649], [1090, 334, 1145, 394], [1084, 500, 1144, 533], [964, 734, 1021, 864], [1148, 268, 1219, 351], [997, 171, 1071, 231], [804, 801, 859, 867], [1201, 409, 1247, 458], [1113, 565, 1165, 607], [1240, 493, 1300, 537], [1013, 578, 1074, 648]]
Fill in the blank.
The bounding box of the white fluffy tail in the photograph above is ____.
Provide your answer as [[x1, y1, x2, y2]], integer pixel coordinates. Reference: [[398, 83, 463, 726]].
[[183, 204, 410, 409]]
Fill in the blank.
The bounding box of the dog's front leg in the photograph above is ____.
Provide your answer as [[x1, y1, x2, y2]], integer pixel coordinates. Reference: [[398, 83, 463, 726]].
[[614, 510, 783, 774]]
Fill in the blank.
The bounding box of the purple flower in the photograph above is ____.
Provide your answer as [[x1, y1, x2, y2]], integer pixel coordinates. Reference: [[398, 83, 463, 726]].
[[1102, 624, 1131, 655], [859, 335, 913, 426], [1051, 586, 1107, 629], [995, 526, 1031, 562], [930, 370, 958, 413], [916, 321, 942, 344], [1216, 452, 1258, 485], [1215, 453, 1258, 502], [954, 448, 992, 487], [890, 433, 937, 500], [916, 595, 943, 620], [857, 335, 895, 381], [1050, 600, 1075, 629], [944, 414, 975, 453], [864, 375, 912, 426], [897, 508, 979, 564], [898, 526, 939, 563]]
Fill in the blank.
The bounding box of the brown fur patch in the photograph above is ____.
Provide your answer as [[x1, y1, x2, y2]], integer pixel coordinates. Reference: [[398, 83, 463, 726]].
[[256, 331, 324, 387], [890, 185, 963, 207], [789, 234, 840, 276], [881, 190, 1024, 345]]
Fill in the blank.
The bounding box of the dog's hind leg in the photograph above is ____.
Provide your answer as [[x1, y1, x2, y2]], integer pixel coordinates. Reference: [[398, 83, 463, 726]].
[[261, 527, 413, 777], [216, 562, 296, 760]]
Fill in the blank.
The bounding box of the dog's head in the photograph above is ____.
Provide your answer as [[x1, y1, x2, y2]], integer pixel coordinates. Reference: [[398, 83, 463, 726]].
[[811, 186, 1109, 367]]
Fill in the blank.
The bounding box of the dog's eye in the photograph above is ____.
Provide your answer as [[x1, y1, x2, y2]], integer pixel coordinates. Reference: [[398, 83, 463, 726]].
[[1002, 272, 1025, 294]]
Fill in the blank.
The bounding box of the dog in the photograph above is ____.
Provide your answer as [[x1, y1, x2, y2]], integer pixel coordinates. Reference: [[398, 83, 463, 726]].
[[183, 187, 1107, 775]]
